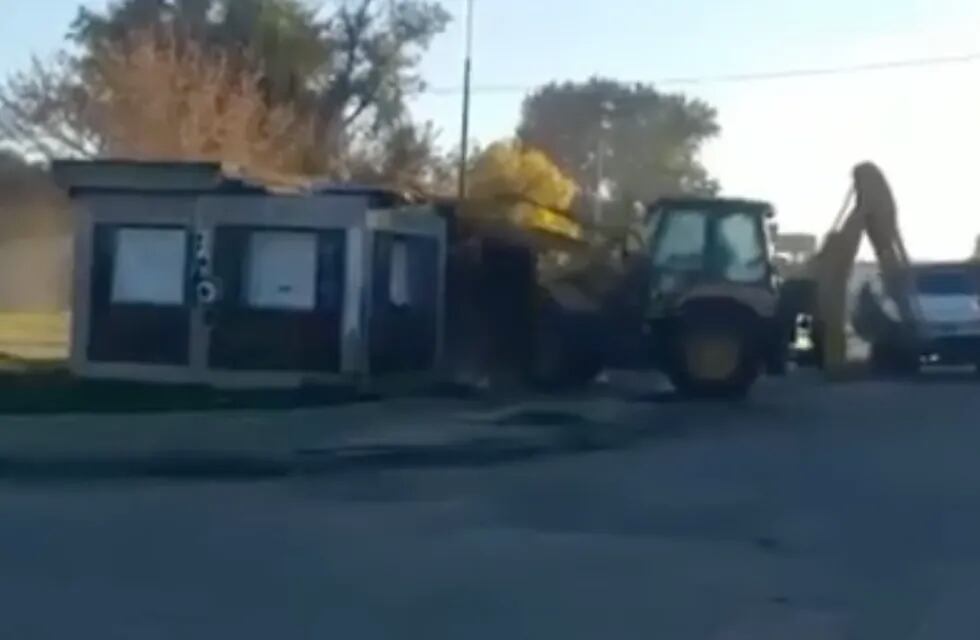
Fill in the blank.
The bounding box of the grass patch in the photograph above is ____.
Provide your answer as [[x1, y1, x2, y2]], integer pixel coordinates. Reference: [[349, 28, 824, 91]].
[[0, 312, 69, 361]]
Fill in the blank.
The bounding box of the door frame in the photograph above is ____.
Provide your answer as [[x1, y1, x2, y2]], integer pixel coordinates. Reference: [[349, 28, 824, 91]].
[[364, 207, 448, 377], [71, 193, 198, 384], [192, 194, 369, 388]]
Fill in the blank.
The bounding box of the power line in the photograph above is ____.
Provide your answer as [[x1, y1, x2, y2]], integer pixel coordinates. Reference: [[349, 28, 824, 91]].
[[423, 50, 980, 96]]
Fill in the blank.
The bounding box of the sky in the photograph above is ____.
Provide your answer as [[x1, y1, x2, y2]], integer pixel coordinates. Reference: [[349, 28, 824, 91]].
[[3, 0, 980, 258]]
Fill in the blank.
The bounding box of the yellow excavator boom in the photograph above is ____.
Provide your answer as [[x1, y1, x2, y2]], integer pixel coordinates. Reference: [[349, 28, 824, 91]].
[[812, 162, 917, 370]]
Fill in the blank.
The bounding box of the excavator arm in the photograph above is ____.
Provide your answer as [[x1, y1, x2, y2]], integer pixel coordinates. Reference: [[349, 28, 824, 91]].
[[810, 162, 918, 371]]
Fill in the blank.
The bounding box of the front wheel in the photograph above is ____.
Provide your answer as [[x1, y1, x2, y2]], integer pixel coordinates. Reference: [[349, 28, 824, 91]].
[[668, 315, 760, 399]]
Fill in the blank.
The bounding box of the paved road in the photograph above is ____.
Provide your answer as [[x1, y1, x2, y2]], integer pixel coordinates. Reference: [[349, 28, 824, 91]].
[[3, 374, 980, 639]]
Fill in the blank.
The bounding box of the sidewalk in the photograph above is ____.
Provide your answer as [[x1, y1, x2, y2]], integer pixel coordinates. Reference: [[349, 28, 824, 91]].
[[0, 393, 656, 479]]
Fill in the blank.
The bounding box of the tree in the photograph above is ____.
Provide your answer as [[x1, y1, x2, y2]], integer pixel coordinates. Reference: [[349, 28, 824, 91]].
[[464, 140, 582, 240], [71, 0, 448, 148], [518, 78, 720, 209], [346, 121, 454, 194], [0, 54, 102, 160], [0, 30, 316, 175], [96, 31, 315, 173], [71, 0, 329, 103], [1, 0, 449, 182]]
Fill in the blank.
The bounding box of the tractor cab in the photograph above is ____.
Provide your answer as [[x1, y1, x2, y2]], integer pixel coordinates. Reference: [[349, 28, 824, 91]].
[[644, 197, 777, 299], [640, 197, 785, 397]]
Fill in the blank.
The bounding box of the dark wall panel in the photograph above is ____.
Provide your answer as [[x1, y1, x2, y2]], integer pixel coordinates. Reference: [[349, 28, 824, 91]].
[[207, 227, 346, 373], [370, 233, 440, 374]]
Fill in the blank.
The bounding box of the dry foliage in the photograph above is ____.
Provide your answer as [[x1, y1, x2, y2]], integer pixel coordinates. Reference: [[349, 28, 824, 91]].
[[1, 0, 451, 187], [89, 30, 320, 175]]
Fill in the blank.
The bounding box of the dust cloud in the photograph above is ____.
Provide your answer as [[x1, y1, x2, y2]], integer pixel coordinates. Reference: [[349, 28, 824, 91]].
[[0, 171, 71, 312]]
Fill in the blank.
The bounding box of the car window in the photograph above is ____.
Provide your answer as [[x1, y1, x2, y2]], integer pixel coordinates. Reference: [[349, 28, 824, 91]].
[[714, 212, 767, 282]]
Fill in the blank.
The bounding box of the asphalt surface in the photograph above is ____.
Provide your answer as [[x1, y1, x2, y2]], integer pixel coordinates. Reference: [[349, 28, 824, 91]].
[[3, 373, 980, 639]]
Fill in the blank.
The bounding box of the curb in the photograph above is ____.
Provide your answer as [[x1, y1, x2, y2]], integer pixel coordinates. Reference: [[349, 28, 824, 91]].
[[0, 424, 650, 481]]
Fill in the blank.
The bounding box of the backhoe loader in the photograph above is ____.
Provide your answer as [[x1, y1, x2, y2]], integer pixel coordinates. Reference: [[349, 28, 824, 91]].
[[781, 162, 921, 373], [518, 195, 788, 397], [589, 196, 789, 397]]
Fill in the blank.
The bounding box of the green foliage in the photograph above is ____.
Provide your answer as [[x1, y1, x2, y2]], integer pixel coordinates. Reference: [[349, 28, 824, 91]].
[[518, 77, 720, 205], [71, 1, 331, 103]]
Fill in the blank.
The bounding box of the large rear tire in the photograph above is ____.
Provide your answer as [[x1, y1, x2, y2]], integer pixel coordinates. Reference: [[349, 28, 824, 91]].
[[668, 313, 761, 399]]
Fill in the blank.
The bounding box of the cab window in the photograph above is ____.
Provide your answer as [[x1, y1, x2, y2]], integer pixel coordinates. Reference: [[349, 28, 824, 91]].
[[714, 212, 767, 283], [651, 210, 707, 272]]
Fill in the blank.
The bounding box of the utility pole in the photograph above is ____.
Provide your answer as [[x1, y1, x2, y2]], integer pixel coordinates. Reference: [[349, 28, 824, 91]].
[[594, 140, 605, 224], [593, 100, 614, 224], [456, 0, 475, 202]]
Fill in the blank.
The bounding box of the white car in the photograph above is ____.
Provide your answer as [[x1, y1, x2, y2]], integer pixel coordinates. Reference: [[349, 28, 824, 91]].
[[912, 266, 980, 361], [858, 263, 980, 370]]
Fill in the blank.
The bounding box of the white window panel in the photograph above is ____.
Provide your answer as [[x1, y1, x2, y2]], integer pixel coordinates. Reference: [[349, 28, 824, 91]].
[[111, 228, 187, 305], [389, 240, 411, 306], [245, 231, 317, 310]]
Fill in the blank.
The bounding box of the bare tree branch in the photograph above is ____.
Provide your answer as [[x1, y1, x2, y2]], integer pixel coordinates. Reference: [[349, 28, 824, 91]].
[[0, 55, 103, 160]]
